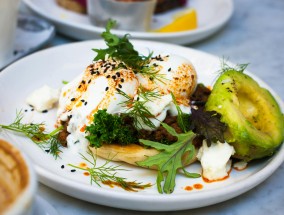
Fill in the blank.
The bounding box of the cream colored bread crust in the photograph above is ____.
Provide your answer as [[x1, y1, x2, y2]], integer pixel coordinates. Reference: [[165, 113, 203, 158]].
[[89, 143, 197, 169]]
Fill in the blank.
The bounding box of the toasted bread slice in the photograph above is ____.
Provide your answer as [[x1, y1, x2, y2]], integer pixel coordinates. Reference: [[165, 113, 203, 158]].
[[89, 143, 197, 169]]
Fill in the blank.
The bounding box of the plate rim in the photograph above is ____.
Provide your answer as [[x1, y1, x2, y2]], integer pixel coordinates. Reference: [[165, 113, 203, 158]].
[[23, 0, 234, 42], [1, 39, 284, 211]]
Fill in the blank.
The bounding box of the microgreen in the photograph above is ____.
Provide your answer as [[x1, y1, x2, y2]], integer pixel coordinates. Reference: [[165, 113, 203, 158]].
[[189, 107, 227, 146]]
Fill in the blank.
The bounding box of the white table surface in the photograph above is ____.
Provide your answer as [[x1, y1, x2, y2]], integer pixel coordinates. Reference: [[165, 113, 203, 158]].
[[17, 0, 284, 214]]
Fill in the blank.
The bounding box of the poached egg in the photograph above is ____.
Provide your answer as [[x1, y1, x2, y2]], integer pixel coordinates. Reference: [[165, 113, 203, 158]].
[[56, 54, 197, 152]]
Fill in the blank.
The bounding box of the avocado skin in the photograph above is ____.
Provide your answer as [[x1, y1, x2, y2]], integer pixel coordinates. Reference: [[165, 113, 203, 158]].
[[205, 70, 284, 161]]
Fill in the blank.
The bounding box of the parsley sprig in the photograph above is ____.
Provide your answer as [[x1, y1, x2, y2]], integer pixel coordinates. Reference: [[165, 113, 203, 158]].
[[69, 150, 151, 192], [138, 123, 200, 194], [0, 110, 63, 158], [93, 20, 152, 73]]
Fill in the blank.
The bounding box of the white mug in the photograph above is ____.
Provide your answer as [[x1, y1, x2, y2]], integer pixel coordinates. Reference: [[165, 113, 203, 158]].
[[0, 0, 21, 68], [0, 139, 37, 215]]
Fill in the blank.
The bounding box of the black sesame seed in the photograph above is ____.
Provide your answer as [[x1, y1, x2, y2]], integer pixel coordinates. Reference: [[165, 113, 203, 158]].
[[88, 80, 91, 84], [106, 75, 110, 78], [71, 98, 75, 101], [84, 102, 88, 106], [105, 87, 109, 91], [61, 165, 65, 169], [78, 85, 82, 89], [168, 68, 171, 72], [81, 99, 85, 102], [68, 115, 73, 119], [118, 84, 122, 88], [82, 80, 86, 84], [112, 75, 116, 80], [116, 72, 120, 77], [24, 109, 28, 112], [42, 110, 48, 113], [31, 109, 34, 111], [121, 78, 124, 82], [71, 169, 76, 172], [45, 149, 50, 153]]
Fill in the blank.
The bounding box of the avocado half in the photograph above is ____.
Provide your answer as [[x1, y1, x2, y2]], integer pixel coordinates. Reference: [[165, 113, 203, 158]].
[[205, 69, 284, 161]]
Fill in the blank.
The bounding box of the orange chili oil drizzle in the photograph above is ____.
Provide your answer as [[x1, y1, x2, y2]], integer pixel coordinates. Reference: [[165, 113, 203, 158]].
[[184, 183, 203, 191], [202, 168, 232, 183]]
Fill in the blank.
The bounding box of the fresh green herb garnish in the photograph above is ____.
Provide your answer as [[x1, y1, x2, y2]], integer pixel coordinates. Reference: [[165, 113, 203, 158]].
[[219, 59, 248, 75], [171, 92, 190, 132], [138, 123, 200, 194], [0, 110, 63, 158], [85, 109, 138, 148], [69, 150, 151, 192], [139, 65, 168, 84], [189, 107, 227, 146], [93, 20, 152, 73], [118, 87, 161, 129], [62, 80, 69, 84]]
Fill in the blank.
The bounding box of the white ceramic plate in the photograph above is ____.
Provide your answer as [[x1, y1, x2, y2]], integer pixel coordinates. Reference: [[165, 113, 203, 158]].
[[23, 0, 233, 44], [0, 40, 283, 211]]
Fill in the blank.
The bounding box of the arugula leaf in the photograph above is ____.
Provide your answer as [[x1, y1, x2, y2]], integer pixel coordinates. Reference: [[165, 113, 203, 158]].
[[93, 20, 152, 73], [138, 123, 200, 194], [189, 107, 227, 146]]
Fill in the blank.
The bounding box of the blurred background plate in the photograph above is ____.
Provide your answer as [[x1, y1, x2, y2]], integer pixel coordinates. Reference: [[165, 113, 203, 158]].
[[23, 0, 233, 45], [0, 14, 55, 70]]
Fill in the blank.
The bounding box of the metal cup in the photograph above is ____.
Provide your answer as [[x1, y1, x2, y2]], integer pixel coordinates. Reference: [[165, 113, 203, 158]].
[[87, 0, 157, 31]]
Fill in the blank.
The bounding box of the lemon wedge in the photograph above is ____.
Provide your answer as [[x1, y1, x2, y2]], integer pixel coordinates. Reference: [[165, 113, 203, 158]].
[[154, 9, 198, 33]]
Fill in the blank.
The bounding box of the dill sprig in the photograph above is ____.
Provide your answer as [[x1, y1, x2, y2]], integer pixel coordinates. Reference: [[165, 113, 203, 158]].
[[139, 65, 168, 84], [0, 110, 63, 159], [218, 58, 249, 76], [118, 86, 161, 129], [69, 150, 151, 192]]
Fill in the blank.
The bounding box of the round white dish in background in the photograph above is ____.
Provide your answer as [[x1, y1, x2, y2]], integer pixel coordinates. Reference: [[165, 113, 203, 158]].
[[23, 0, 233, 44], [0, 14, 55, 70], [0, 40, 283, 211]]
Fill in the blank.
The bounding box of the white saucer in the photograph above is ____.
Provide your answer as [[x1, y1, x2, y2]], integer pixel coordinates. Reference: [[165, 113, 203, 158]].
[[23, 0, 233, 45]]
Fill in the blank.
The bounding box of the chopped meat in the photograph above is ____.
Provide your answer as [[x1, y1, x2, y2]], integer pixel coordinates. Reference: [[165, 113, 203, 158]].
[[139, 115, 184, 145], [190, 84, 211, 107], [57, 120, 69, 147]]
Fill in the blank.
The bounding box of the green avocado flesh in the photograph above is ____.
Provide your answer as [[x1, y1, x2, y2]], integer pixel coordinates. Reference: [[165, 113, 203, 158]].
[[205, 69, 284, 161]]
